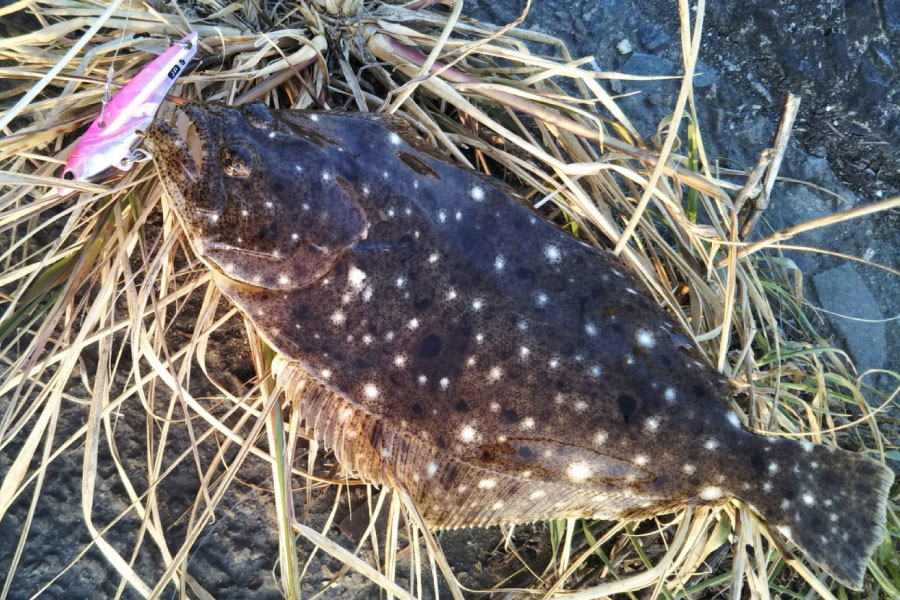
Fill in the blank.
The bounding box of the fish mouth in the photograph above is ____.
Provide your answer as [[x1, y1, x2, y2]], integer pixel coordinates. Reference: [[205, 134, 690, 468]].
[[144, 104, 210, 187], [172, 105, 206, 177]]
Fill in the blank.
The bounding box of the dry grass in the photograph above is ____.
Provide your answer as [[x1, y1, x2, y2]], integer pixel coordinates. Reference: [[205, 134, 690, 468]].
[[0, 0, 898, 599]]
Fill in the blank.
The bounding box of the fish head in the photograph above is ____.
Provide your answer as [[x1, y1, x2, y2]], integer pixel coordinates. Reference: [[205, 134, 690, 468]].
[[144, 103, 368, 290]]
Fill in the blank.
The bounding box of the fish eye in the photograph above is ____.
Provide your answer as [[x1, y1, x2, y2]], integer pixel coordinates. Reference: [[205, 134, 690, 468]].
[[221, 142, 255, 177]]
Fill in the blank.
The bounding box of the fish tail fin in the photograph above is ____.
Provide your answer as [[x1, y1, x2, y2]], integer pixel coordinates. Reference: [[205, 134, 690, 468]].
[[738, 440, 893, 589]]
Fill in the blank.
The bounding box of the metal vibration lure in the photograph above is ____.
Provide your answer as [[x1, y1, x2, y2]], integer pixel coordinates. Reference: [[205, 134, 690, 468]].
[[59, 31, 198, 194]]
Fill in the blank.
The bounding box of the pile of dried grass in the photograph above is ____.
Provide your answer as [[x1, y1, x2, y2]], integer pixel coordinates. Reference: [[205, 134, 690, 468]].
[[0, 0, 897, 598]]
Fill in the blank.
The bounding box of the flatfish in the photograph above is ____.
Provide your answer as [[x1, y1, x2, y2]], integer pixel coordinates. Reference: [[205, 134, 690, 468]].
[[145, 103, 893, 590]]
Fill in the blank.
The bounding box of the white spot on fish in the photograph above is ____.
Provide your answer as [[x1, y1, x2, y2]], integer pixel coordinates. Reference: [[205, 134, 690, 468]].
[[455, 211, 463, 221], [549, 358, 560, 369], [768, 462, 779, 474], [472, 298, 484, 311], [726, 411, 741, 428], [418, 374, 427, 385], [478, 478, 496, 489], [438, 210, 447, 223], [594, 430, 608, 445], [664, 387, 677, 403], [470, 186, 485, 201], [459, 425, 478, 443], [439, 377, 450, 390], [802, 493, 815, 506], [529, 490, 546, 500], [395, 276, 406, 288], [393, 355, 406, 367], [585, 322, 598, 337], [494, 255, 505, 271], [363, 383, 379, 399], [348, 266, 367, 288], [536, 292, 549, 306], [644, 417, 660, 432], [428, 253, 439, 264], [278, 275, 291, 285], [519, 346, 530, 358], [800, 440, 814, 452], [407, 318, 419, 330], [704, 438, 719, 451], [382, 171, 390, 179], [445, 288, 458, 301], [573, 400, 588, 413], [566, 462, 592, 483], [489, 401, 500, 412], [491, 501, 504, 510], [700, 486, 723, 500], [426, 462, 437, 478], [636, 329, 655, 349], [520, 417, 535, 430], [489, 366, 503, 381], [763, 481, 773, 492], [362, 184, 370, 196], [476, 333, 484, 344], [589, 366, 602, 377], [634, 454, 649, 466], [389, 132, 401, 146], [320, 368, 331, 379], [330, 310, 346, 325], [310, 114, 319, 121], [544, 244, 562, 263], [291, 232, 300, 241], [682, 463, 696, 475], [241, 209, 249, 217], [321, 171, 331, 181]]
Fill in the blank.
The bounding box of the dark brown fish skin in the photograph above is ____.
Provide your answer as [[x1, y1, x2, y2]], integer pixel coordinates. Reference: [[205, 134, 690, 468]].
[[145, 103, 893, 590]]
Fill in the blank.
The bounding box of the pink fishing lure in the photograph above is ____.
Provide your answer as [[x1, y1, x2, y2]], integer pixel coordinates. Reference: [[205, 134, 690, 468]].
[[59, 32, 198, 194]]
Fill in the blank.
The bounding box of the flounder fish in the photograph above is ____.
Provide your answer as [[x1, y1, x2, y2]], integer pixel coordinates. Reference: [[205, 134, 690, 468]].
[[145, 103, 893, 590]]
